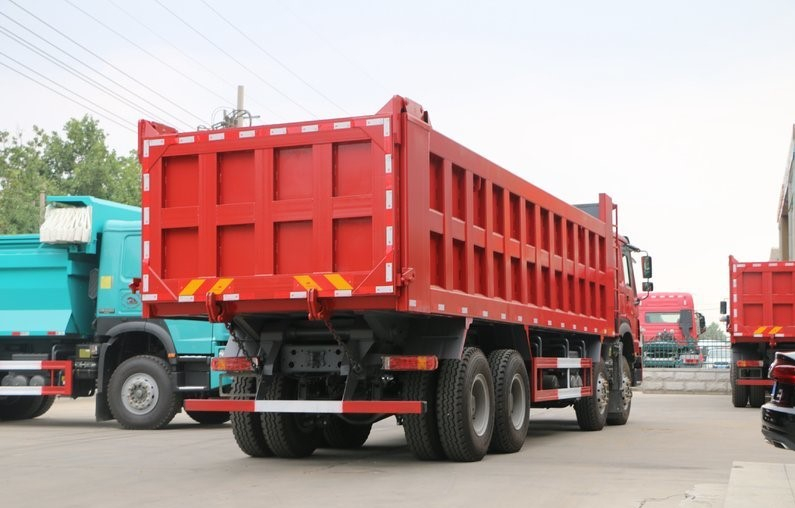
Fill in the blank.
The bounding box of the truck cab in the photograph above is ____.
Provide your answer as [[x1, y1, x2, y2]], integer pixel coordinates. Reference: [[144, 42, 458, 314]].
[[639, 292, 705, 367], [93, 219, 229, 398], [0, 197, 228, 428]]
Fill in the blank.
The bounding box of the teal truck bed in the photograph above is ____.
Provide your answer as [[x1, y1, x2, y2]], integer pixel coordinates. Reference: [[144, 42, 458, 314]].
[[0, 235, 76, 335]]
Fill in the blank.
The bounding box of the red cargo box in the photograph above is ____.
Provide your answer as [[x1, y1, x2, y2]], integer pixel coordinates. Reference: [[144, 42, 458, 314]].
[[729, 256, 795, 343], [139, 96, 619, 336]]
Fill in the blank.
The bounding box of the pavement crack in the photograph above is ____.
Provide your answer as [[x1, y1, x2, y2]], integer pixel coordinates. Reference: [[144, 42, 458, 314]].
[[637, 492, 683, 507]]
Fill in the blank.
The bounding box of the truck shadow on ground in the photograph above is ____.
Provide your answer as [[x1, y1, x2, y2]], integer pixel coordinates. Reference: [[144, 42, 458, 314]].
[[527, 417, 583, 434], [0, 418, 230, 430]]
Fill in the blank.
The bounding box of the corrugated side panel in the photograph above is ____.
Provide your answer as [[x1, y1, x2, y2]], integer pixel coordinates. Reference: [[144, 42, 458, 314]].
[[140, 110, 399, 317], [400, 115, 618, 336], [730, 256, 795, 340]]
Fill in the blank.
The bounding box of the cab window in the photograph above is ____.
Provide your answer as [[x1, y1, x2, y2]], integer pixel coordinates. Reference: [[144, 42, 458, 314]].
[[623, 252, 633, 288], [121, 235, 141, 279]]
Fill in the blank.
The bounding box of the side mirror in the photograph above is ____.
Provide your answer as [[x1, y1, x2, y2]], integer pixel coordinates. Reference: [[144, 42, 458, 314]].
[[641, 255, 652, 279], [719, 300, 727, 315], [642, 281, 654, 292], [697, 312, 706, 335]]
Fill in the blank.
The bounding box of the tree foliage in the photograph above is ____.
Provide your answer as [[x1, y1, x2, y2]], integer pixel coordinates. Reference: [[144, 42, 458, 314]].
[[698, 322, 727, 341], [0, 116, 139, 234]]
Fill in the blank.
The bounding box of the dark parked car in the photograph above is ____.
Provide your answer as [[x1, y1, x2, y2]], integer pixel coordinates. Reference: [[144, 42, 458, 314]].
[[762, 351, 795, 450]]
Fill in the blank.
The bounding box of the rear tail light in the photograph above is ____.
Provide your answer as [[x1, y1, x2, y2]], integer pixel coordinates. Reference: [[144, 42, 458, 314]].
[[770, 364, 795, 385], [382, 355, 439, 371], [211, 357, 257, 372], [736, 360, 763, 368]]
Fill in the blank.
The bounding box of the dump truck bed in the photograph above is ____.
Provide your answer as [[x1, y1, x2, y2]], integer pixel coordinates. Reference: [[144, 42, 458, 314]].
[[140, 96, 619, 336], [729, 256, 795, 342], [0, 235, 77, 336]]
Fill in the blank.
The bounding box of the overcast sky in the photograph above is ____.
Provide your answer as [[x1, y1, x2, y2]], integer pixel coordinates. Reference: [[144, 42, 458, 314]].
[[2, 0, 794, 326]]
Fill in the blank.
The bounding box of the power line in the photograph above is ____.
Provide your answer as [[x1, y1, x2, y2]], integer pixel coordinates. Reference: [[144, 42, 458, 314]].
[[0, 23, 172, 126], [0, 49, 131, 127], [277, 1, 391, 97], [106, 0, 286, 122], [65, 0, 237, 112], [153, 0, 319, 119], [200, 0, 349, 116], [0, 59, 135, 133], [0, 10, 188, 128], [7, 0, 205, 127]]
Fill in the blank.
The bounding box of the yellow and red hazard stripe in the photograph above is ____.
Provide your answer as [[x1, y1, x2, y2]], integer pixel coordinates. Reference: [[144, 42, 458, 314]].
[[293, 273, 353, 295], [753, 326, 784, 336], [174, 273, 358, 303], [177, 278, 235, 302]]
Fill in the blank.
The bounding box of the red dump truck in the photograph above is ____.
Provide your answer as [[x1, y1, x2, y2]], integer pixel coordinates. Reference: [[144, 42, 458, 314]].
[[137, 96, 652, 462], [723, 256, 795, 408]]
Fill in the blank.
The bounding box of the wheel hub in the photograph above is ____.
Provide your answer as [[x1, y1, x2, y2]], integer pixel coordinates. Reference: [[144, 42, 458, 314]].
[[509, 373, 527, 430], [595, 372, 609, 414], [121, 373, 159, 415], [470, 373, 490, 437], [619, 372, 632, 410]]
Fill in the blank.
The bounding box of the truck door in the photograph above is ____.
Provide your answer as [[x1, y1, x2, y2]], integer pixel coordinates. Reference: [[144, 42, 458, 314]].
[[96, 231, 141, 319], [618, 247, 639, 338]]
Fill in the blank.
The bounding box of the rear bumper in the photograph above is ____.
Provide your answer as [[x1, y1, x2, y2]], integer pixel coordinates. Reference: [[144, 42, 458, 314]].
[[762, 403, 795, 450], [184, 398, 426, 414]]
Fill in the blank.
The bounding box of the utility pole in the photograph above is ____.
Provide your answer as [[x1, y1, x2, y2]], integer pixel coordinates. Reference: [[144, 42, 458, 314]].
[[236, 85, 245, 127]]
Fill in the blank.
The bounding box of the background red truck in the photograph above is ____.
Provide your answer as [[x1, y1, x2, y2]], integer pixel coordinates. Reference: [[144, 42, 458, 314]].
[[723, 256, 795, 408], [639, 292, 706, 367], [137, 95, 652, 462]]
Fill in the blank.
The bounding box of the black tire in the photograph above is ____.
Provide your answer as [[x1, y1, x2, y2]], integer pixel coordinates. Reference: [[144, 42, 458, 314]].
[[436, 347, 495, 462], [730, 363, 748, 408], [0, 396, 43, 420], [187, 410, 231, 425], [107, 355, 182, 430], [30, 396, 56, 419], [575, 361, 609, 431], [261, 375, 318, 458], [402, 371, 445, 460], [488, 349, 529, 453], [607, 356, 632, 426], [748, 385, 766, 408], [321, 417, 372, 449], [230, 377, 273, 457]]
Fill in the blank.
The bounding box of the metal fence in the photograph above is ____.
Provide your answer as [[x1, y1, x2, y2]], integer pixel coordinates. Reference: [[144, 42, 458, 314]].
[[641, 340, 731, 369]]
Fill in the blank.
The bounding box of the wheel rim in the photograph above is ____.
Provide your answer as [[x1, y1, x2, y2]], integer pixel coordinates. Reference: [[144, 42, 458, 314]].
[[469, 373, 490, 437], [120, 373, 159, 415], [508, 372, 527, 430], [619, 371, 632, 410], [595, 371, 609, 414]]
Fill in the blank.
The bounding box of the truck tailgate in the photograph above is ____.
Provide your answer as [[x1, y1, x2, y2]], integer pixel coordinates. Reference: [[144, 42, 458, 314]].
[[730, 256, 795, 340], [139, 108, 398, 318]]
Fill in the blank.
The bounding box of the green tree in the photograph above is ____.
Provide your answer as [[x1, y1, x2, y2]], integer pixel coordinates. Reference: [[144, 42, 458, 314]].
[[698, 322, 727, 341], [0, 117, 139, 234], [0, 128, 57, 233]]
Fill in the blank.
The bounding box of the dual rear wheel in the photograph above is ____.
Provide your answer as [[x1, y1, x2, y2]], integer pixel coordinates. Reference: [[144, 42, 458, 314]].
[[730, 359, 767, 408], [231, 375, 374, 459], [0, 395, 55, 420], [404, 347, 530, 462]]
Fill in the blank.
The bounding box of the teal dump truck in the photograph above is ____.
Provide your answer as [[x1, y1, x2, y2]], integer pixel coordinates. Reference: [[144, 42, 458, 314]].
[[0, 196, 228, 429]]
